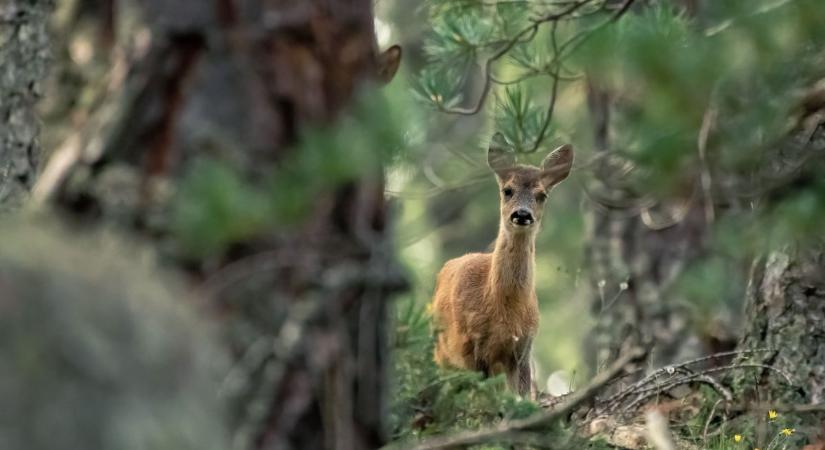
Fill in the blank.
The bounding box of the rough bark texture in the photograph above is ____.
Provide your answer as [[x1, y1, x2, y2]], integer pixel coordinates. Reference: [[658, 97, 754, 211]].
[[729, 92, 825, 407], [735, 246, 825, 404], [40, 1, 404, 449], [0, 0, 52, 210]]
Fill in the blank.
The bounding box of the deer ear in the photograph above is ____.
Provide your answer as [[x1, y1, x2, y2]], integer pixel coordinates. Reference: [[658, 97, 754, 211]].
[[487, 132, 515, 178], [376, 45, 402, 84], [541, 144, 574, 188]]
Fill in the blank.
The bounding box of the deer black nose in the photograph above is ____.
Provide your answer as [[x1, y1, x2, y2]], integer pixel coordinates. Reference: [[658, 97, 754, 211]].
[[510, 209, 534, 226]]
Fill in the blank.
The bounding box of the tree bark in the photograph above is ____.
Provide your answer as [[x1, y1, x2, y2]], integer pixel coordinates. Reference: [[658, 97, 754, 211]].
[[40, 1, 404, 449], [0, 0, 52, 210], [734, 246, 825, 405]]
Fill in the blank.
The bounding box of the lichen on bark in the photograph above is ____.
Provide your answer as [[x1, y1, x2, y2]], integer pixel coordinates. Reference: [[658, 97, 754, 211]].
[[0, 0, 53, 210], [734, 245, 825, 405]]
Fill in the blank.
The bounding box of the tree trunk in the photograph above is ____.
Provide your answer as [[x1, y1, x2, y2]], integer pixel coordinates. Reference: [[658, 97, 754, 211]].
[[584, 82, 718, 372], [39, 1, 404, 449], [0, 0, 52, 210], [726, 82, 825, 410], [734, 246, 825, 405], [586, 204, 712, 370]]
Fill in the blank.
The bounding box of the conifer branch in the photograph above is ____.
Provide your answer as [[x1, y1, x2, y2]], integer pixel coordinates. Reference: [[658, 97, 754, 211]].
[[436, 0, 596, 115]]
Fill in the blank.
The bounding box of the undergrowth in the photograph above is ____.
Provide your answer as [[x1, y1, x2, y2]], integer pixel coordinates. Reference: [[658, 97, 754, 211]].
[[390, 297, 536, 437], [388, 297, 611, 449], [388, 297, 813, 450]]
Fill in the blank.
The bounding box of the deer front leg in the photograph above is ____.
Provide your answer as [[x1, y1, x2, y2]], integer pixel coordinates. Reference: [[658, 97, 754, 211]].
[[515, 337, 533, 398]]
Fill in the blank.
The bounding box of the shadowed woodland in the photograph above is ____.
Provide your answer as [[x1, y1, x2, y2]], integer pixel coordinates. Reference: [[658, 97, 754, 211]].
[[2, 0, 825, 449]]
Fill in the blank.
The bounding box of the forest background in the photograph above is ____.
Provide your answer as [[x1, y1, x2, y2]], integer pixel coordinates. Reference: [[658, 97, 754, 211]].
[[2, 0, 825, 449]]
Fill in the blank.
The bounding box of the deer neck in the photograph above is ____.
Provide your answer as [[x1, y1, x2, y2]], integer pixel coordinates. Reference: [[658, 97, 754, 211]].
[[489, 223, 536, 302]]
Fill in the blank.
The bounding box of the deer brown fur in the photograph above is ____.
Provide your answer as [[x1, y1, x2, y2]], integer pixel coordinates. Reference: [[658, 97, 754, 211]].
[[430, 133, 574, 396]]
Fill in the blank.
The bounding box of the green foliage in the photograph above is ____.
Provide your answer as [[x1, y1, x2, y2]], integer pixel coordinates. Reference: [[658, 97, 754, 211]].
[[389, 297, 540, 440], [410, 0, 825, 285], [175, 160, 272, 257], [495, 87, 552, 153], [413, 65, 467, 110], [424, 6, 493, 63], [670, 254, 746, 326], [0, 219, 230, 450], [173, 89, 410, 257], [576, 1, 825, 197], [417, 0, 825, 198]]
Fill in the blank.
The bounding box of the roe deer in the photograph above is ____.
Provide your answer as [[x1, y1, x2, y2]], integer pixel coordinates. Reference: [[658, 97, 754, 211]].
[[430, 133, 574, 396]]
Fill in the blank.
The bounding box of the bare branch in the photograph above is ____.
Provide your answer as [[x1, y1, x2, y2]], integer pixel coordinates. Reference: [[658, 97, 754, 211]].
[[608, 0, 636, 22], [603, 348, 773, 408]]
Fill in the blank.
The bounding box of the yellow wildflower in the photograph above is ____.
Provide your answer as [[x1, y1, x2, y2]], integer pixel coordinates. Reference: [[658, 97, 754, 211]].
[[734, 434, 743, 442], [768, 410, 778, 420], [780, 428, 794, 436]]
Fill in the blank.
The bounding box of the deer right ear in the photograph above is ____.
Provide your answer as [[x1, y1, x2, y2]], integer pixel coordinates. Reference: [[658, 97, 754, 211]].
[[487, 133, 515, 178], [541, 144, 574, 188]]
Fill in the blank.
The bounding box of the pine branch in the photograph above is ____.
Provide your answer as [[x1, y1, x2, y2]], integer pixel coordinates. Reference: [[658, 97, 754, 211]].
[[436, 0, 597, 115]]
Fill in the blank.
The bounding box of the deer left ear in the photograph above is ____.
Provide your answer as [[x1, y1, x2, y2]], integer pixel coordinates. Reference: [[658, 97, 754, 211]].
[[376, 45, 402, 84], [488, 132, 516, 179], [541, 144, 574, 188]]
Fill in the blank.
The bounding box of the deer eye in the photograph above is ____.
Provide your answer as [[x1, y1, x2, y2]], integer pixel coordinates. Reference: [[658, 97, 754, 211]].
[[536, 192, 547, 202], [502, 187, 514, 198]]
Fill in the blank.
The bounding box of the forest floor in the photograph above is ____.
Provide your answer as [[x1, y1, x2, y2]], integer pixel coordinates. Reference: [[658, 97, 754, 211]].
[[387, 298, 822, 450]]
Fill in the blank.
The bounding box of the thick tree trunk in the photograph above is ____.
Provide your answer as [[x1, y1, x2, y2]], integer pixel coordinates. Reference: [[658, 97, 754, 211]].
[[734, 246, 825, 405], [39, 1, 404, 449], [0, 0, 52, 210], [727, 86, 825, 410]]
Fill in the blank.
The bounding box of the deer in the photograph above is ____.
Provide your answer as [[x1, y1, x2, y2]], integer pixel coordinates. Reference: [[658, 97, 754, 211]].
[[430, 133, 574, 396]]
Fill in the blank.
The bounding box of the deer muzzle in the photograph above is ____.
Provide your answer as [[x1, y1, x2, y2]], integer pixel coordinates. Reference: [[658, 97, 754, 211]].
[[510, 209, 534, 226]]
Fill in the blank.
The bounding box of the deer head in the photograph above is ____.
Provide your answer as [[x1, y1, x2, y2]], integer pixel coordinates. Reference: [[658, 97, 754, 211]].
[[487, 133, 574, 232]]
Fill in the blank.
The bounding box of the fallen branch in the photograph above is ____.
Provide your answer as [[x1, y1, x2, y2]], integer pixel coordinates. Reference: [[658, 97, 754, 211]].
[[603, 348, 774, 410]]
